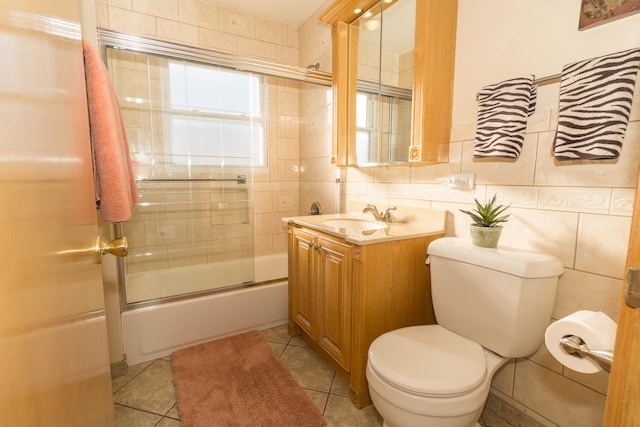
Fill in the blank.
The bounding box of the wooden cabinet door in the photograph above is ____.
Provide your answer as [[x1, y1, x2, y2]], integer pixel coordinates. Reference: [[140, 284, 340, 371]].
[[290, 228, 317, 336], [316, 236, 352, 371]]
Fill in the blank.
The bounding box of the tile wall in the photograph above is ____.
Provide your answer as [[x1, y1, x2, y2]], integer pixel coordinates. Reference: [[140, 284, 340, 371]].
[[96, 0, 299, 65], [297, 6, 336, 217]]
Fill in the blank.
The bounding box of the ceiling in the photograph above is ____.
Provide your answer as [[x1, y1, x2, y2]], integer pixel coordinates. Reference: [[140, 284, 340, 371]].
[[206, 0, 330, 26]]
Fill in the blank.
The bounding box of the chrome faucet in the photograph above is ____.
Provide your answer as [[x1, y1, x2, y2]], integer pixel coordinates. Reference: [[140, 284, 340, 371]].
[[363, 204, 396, 223]]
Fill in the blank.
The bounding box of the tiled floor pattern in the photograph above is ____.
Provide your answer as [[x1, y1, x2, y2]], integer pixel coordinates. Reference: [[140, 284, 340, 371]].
[[112, 324, 496, 426]]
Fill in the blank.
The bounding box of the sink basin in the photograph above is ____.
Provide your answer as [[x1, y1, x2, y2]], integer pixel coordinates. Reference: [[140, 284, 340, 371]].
[[322, 218, 388, 232]]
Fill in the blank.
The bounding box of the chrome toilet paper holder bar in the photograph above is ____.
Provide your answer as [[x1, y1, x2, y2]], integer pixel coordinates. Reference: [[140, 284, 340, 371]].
[[559, 335, 614, 373]]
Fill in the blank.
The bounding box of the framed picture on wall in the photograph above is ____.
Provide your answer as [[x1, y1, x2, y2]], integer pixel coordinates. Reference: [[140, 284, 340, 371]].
[[579, 0, 640, 30]]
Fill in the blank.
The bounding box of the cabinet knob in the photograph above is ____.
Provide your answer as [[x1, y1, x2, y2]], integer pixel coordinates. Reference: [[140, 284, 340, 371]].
[[307, 241, 320, 250]]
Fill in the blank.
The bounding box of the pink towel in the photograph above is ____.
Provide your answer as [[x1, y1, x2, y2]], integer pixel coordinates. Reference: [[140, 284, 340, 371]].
[[82, 39, 138, 223]]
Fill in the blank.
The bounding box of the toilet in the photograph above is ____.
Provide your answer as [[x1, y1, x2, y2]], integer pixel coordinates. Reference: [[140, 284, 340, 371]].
[[366, 237, 564, 427]]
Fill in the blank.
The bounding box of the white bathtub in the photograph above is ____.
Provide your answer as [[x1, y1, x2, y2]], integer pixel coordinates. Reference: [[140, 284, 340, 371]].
[[121, 253, 289, 365], [126, 254, 287, 304]]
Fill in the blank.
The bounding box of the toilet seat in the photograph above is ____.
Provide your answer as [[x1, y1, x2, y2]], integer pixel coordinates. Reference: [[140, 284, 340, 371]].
[[368, 325, 487, 397]]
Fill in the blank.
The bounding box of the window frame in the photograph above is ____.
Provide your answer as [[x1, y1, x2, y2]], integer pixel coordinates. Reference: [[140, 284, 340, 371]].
[[161, 59, 269, 172]]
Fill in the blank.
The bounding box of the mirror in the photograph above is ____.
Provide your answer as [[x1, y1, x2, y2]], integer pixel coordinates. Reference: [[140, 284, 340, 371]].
[[319, 0, 457, 167], [354, 0, 415, 165]]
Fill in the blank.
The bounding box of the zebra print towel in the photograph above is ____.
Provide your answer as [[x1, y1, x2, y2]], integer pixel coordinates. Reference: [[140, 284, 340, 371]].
[[474, 75, 537, 159], [554, 48, 640, 161]]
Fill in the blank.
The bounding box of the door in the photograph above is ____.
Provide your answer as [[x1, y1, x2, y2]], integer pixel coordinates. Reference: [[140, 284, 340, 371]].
[[316, 235, 352, 371], [0, 1, 115, 426], [290, 228, 317, 336], [603, 166, 640, 425]]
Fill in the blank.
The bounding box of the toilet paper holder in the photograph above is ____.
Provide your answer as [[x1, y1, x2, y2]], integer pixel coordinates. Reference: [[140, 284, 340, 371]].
[[560, 335, 614, 373]]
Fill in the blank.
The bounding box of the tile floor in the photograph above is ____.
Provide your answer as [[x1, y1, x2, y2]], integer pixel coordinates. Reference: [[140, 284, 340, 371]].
[[111, 325, 383, 426], [111, 324, 494, 426]]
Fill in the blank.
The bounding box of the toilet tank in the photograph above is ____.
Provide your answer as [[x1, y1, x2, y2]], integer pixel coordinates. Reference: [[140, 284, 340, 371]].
[[427, 237, 564, 358]]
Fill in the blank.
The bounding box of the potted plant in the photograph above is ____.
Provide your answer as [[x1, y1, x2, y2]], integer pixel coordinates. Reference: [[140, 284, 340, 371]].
[[459, 194, 510, 248]]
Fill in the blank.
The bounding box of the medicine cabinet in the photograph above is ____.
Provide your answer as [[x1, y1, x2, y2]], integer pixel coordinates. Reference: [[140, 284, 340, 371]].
[[319, 0, 458, 166]]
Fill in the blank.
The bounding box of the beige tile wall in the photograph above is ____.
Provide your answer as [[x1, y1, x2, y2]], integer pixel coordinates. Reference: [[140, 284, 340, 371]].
[[96, 0, 298, 64], [297, 6, 336, 216]]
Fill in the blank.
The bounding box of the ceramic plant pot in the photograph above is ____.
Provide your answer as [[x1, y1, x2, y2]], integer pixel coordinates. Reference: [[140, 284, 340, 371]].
[[470, 225, 502, 248]]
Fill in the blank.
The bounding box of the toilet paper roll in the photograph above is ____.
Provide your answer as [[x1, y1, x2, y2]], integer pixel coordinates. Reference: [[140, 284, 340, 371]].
[[544, 310, 617, 374]]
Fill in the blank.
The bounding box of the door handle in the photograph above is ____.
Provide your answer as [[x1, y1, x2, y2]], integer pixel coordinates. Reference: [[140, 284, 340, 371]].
[[95, 235, 128, 264]]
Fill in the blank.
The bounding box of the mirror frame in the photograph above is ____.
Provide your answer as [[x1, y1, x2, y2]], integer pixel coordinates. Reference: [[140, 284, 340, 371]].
[[319, 0, 458, 166]]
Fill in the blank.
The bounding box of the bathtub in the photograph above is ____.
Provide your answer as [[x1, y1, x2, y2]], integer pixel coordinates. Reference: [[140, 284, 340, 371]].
[[121, 253, 289, 365]]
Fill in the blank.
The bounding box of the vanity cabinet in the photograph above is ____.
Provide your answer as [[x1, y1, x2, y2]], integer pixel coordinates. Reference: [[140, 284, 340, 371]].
[[287, 224, 443, 407], [290, 227, 352, 370]]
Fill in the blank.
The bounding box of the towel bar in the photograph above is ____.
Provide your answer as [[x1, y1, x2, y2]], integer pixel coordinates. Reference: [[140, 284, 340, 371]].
[[136, 175, 246, 184], [475, 73, 561, 101], [532, 73, 562, 86]]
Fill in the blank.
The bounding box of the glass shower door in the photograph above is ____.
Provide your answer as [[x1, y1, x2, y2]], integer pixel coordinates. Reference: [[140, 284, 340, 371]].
[[107, 48, 260, 306]]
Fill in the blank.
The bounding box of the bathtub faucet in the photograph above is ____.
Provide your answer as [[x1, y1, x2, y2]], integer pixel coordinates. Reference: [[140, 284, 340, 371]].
[[363, 204, 396, 223]]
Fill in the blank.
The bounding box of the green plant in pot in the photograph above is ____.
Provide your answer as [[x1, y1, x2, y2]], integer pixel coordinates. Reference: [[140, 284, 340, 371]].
[[459, 194, 510, 248]]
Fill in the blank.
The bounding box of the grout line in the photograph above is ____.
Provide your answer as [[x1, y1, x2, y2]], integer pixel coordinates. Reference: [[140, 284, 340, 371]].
[[162, 402, 179, 418], [112, 359, 156, 394], [322, 372, 336, 415], [114, 403, 168, 418]]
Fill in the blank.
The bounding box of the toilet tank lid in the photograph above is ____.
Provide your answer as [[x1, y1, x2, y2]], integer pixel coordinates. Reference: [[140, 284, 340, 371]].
[[427, 238, 564, 278]]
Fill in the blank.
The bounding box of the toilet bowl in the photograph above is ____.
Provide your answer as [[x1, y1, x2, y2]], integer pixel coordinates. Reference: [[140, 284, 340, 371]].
[[367, 325, 508, 427], [367, 237, 564, 427]]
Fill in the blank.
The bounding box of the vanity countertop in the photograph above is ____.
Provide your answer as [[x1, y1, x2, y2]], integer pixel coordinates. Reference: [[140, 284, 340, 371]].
[[283, 210, 446, 245]]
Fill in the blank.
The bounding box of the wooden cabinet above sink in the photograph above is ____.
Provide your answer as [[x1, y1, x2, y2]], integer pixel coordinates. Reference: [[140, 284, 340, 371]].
[[319, 0, 458, 166]]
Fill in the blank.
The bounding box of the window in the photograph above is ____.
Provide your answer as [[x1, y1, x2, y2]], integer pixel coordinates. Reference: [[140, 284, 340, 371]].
[[165, 61, 267, 168], [355, 92, 378, 164], [355, 90, 412, 165]]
